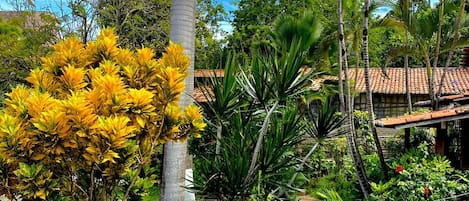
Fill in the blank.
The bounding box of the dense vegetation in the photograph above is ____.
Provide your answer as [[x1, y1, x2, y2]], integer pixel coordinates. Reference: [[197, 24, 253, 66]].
[[0, 0, 468, 200]]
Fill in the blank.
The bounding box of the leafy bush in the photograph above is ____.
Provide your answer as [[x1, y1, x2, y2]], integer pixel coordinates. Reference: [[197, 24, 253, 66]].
[[0, 29, 205, 200], [309, 169, 360, 201], [315, 189, 344, 201], [370, 144, 469, 200], [384, 127, 435, 159], [362, 154, 385, 182], [353, 110, 376, 154]]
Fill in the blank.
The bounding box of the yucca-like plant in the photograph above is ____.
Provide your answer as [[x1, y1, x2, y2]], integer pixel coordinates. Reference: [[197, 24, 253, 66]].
[[0, 28, 205, 200]]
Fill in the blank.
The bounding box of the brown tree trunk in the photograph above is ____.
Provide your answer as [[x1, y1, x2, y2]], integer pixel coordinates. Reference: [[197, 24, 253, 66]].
[[363, 0, 388, 180], [339, 0, 370, 197], [437, 0, 466, 100]]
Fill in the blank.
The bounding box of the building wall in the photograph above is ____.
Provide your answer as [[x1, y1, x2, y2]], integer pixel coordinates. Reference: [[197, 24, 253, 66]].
[[354, 93, 430, 119]]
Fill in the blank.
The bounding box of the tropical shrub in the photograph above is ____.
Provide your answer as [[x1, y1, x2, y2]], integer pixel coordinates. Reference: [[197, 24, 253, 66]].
[[384, 127, 435, 159], [370, 144, 469, 200], [353, 110, 376, 154], [308, 168, 360, 201], [0, 29, 205, 200]]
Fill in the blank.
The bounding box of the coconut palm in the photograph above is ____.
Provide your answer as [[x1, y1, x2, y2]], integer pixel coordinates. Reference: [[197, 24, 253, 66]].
[[436, 0, 467, 101], [363, 0, 389, 181], [339, 0, 371, 196], [161, 0, 196, 200]]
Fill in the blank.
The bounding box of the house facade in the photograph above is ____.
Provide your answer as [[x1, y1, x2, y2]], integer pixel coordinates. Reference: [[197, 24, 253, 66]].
[[351, 68, 469, 118]]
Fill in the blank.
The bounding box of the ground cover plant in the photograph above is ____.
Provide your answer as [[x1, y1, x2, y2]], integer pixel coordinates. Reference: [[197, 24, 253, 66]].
[[370, 143, 469, 200], [0, 28, 205, 200]]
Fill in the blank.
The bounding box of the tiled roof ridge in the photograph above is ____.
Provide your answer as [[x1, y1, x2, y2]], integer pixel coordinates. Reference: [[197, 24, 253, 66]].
[[375, 104, 469, 127]]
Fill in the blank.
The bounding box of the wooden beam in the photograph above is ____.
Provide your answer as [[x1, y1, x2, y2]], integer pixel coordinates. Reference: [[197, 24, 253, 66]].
[[394, 114, 469, 129]]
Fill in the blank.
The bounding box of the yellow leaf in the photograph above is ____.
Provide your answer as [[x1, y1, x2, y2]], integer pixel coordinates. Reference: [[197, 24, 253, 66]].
[[136, 116, 145, 128], [35, 188, 46, 200], [85, 146, 98, 154], [102, 150, 120, 163], [32, 154, 46, 161], [63, 140, 78, 148], [185, 104, 203, 120]]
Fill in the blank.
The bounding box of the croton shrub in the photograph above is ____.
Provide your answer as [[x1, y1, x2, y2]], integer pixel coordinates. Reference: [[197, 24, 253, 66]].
[[0, 29, 205, 200]]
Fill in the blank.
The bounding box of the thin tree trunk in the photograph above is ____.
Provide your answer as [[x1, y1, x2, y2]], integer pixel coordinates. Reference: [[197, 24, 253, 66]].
[[339, 0, 370, 197], [351, 50, 360, 104], [275, 142, 319, 197], [246, 101, 278, 179], [288, 143, 319, 186], [161, 0, 196, 200], [437, 0, 466, 99], [215, 119, 222, 155], [363, 0, 388, 180], [404, 29, 412, 149], [433, 0, 444, 108], [338, 40, 345, 113], [424, 52, 435, 109]]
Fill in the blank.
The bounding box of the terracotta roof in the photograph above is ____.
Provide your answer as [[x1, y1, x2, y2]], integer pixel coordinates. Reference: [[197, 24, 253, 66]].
[[375, 105, 469, 128], [350, 67, 469, 95], [195, 67, 469, 95]]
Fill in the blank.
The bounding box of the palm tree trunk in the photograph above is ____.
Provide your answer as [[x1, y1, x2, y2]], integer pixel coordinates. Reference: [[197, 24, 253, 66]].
[[338, 47, 345, 113], [363, 0, 388, 180], [433, 0, 444, 108], [404, 0, 412, 148], [339, 0, 370, 197], [338, 29, 345, 113], [437, 0, 466, 99], [424, 51, 435, 109], [404, 31, 412, 149], [161, 1, 196, 200]]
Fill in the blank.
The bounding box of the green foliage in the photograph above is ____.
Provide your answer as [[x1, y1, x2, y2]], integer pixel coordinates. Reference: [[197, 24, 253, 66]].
[[362, 154, 385, 182], [305, 101, 345, 141], [195, 0, 228, 69], [97, 0, 171, 55], [271, 12, 323, 53], [229, 0, 314, 55], [191, 23, 320, 199], [353, 110, 376, 154], [309, 170, 359, 201], [0, 13, 58, 101], [384, 127, 435, 159], [315, 189, 344, 201], [370, 144, 469, 200]]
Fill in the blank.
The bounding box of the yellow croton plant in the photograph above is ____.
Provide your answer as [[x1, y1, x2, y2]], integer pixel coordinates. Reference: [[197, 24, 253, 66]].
[[0, 28, 205, 200]]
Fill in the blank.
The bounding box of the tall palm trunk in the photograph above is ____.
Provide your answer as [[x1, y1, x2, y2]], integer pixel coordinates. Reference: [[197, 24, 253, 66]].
[[437, 0, 466, 99], [363, 0, 388, 180], [404, 32, 412, 149], [404, 0, 412, 149], [161, 0, 196, 200], [339, 0, 370, 197], [433, 0, 444, 108], [338, 47, 345, 113]]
